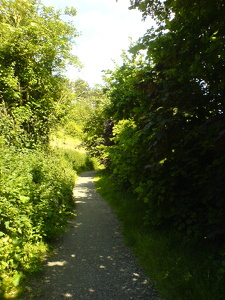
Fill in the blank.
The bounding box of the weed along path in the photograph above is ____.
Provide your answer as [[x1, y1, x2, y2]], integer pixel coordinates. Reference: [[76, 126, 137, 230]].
[[25, 171, 159, 300]]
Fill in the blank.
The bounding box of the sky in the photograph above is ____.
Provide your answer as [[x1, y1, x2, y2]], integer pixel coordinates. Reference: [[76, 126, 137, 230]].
[[42, 0, 154, 86]]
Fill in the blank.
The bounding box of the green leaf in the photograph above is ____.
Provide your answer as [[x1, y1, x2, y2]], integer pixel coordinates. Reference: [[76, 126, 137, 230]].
[[4, 221, 10, 229], [144, 197, 149, 203], [13, 272, 23, 287], [19, 195, 30, 203]]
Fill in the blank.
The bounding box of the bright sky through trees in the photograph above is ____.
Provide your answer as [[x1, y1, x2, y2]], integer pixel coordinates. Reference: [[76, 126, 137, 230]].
[[42, 0, 153, 86]]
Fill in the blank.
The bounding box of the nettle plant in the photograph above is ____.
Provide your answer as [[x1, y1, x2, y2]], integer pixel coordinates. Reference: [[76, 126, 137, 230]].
[[0, 142, 77, 296]]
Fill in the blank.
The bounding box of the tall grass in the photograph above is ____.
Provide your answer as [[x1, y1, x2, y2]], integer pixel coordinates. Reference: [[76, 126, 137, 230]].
[[95, 170, 225, 300], [54, 148, 99, 174], [50, 129, 86, 153], [49, 131, 101, 173]]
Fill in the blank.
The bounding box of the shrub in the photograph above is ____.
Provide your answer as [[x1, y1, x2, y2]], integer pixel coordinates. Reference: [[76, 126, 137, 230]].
[[0, 143, 77, 298]]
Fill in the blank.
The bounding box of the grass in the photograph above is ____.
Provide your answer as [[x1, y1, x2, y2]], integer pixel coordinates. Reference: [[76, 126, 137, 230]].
[[50, 130, 86, 153], [95, 169, 225, 300], [50, 129, 101, 172]]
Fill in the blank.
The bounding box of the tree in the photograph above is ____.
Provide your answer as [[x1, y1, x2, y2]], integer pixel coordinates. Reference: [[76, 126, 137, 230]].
[[130, 0, 225, 112], [87, 0, 225, 242], [127, 1, 225, 238], [53, 78, 110, 142], [0, 0, 80, 147]]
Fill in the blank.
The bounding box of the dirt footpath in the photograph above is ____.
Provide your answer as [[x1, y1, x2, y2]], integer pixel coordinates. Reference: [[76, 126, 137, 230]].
[[24, 171, 159, 300]]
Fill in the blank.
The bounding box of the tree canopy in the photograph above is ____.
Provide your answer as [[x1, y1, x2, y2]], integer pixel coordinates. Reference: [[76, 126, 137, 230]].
[[0, 0, 80, 147], [84, 0, 225, 245]]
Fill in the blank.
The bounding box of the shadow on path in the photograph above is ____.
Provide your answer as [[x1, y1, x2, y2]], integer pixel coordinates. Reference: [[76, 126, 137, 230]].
[[24, 171, 159, 300]]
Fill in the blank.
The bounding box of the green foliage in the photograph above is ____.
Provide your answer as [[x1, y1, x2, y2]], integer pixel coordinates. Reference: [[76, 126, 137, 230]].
[[49, 129, 85, 152], [83, 111, 107, 158], [0, 122, 99, 297], [95, 170, 225, 300], [0, 1, 101, 298], [55, 148, 99, 174], [104, 51, 151, 121], [81, 83, 111, 159], [58, 80, 109, 143], [0, 0, 80, 147], [64, 121, 83, 138], [85, 0, 225, 253], [103, 119, 141, 187], [0, 142, 84, 297]]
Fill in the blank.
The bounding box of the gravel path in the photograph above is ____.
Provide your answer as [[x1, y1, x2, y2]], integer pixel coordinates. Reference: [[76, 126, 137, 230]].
[[24, 171, 159, 300]]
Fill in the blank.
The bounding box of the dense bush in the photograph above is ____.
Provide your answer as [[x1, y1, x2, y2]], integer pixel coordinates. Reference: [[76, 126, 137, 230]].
[[0, 134, 99, 298], [96, 170, 225, 300], [0, 2, 98, 297], [85, 1, 225, 250], [0, 140, 79, 297], [101, 58, 225, 245]]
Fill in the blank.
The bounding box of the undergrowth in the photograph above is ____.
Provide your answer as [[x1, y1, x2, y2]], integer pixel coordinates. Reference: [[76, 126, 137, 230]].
[[55, 148, 99, 174], [95, 169, 225, 300], [0, 140, 97, 299]]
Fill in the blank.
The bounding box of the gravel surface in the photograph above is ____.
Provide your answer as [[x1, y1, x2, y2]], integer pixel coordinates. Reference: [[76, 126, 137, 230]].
[[24, 171, 159, 300]]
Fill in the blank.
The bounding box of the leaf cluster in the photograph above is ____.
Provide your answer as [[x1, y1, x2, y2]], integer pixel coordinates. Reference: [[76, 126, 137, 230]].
[[89, 0, 225, 254], [0, 0, 80, 147], [0, 1, 102, 297], [0, 142, 75, 296], [0, 136, 98, 297]]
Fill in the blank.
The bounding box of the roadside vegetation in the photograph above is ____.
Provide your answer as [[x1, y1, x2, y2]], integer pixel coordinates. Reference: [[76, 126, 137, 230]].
[[0, 1, 100, 298], [0, 133, 97, 298], [83, 1, 225, 299], [95, 170, 225, 300], [1, 0, 224, 299]]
